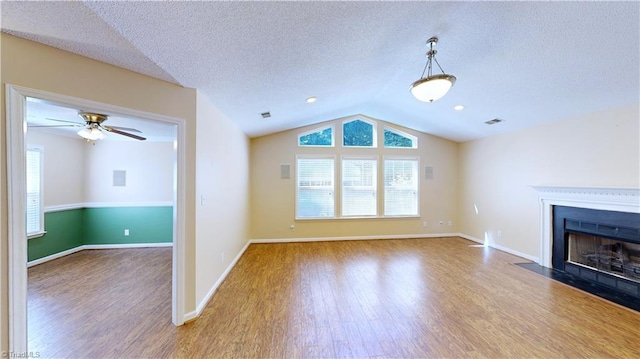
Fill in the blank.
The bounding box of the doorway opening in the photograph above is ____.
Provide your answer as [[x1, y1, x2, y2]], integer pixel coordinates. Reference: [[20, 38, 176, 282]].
[[6, 84, 186, 351]]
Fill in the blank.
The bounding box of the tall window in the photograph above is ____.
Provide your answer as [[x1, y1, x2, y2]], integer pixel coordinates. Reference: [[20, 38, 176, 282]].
[[296, 118, 422, 219], [341, 157, 377, 216], [384, 158, 419, 216], [296, 157, 335, 218], [26, 146, 44, 236]]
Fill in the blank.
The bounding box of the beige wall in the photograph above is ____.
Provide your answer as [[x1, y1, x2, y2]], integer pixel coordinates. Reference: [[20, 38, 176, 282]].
[[26, 131, 175, 207], [250, 117, 459, 239], [25, 132, 86, 207], [458, 103, 640, 259], [84, 140, 174, 204], [195, 91, 250, 305], [1, 33, 198, 350]]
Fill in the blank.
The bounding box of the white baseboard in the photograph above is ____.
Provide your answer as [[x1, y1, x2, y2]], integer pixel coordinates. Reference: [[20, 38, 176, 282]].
[[250, 233, 460, 244], [457, 233, 538, 262], [251, 233, 537, 262], [27, 246, 85, 267], [183, 310, 198, 322], [491, 243, 538, 262], [27, 242, 173, 267], [183, 311, 198, 323], [82, 242, 173, 250], [186, 241, 251, 322], [458, 233, 485, 244]]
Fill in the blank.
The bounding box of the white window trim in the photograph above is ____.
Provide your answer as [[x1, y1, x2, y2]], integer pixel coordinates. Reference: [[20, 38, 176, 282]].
[[295, 155, 337, 220], [294, 155, 422, 220], [298, 124, 335, 147], [293, 117, 425, 221], [383, 126, 418, 149], [27, 231, 47, 240], [26, 145, 45, 239], [383, 155, 421, 218], [342, 117, 378, 148], [340, 155, 378, 218], [384, 155, 421, 161]]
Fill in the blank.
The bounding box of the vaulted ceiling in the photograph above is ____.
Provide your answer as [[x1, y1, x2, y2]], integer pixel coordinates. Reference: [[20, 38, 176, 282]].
[[2, 1, 638, 142]]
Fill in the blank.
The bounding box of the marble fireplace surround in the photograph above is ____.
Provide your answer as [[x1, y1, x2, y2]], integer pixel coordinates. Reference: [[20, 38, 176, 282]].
[[533, 186, 640, 268]]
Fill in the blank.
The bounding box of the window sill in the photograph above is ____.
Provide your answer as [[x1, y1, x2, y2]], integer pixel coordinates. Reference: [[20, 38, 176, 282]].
[[27, 231, 47, 240]]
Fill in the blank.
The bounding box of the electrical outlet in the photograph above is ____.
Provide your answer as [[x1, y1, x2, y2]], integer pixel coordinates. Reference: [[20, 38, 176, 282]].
[[439, 221, 444, 226], [423, 221, 428, 228], [290, 224, 295, 230], [448, 221, 453, 226], [221, 252, 225, 263], [124, 229, 129, 236]]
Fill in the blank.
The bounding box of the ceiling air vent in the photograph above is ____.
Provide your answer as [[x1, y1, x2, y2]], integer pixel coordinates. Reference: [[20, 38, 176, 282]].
[[485, 118, 504, 125], [261, 112, 271, 118]]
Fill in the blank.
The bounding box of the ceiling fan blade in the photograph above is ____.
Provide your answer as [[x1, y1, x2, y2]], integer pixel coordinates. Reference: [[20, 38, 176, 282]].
[[104, 126, 147, 141], [45, 118, 84, 126], [107, 125, 142, 133], [28, 125, 79, 128]]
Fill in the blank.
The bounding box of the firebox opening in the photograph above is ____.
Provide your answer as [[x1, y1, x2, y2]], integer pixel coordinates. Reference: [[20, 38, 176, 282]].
[[567, 233, 640, 284]]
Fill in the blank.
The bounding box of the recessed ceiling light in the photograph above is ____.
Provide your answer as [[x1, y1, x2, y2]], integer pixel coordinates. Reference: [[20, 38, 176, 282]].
[[306, 96, 317, 104], [454, 105, 464, 111]]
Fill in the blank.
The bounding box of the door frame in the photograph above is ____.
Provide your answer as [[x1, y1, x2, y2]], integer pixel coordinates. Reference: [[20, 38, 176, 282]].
[[5, 84, 187, 351]]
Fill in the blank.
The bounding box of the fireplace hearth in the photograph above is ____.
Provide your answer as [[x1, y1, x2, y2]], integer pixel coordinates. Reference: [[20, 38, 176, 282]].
[[553, 206, 640, 301]]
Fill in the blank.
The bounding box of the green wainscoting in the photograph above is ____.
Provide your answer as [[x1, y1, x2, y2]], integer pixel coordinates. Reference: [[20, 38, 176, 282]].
[[83, 206, 173, 245], [28, 209, 84, 262], [28, 206, 173, 262]]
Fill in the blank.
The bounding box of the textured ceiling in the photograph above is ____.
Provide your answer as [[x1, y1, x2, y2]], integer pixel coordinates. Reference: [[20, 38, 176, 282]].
[[2, 1, 638, 142]]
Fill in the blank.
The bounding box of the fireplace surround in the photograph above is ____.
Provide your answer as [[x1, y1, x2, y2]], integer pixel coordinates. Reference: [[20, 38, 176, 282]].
[[534, 186, 640, 308], [553, 206, 640, 297]]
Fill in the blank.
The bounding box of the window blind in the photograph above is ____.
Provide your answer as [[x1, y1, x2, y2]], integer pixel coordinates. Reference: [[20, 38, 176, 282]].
[[341, 158, 377, 216], [384, 158, 418, 216], [26, 147, 43, 235], [296, 157, 335, 218]]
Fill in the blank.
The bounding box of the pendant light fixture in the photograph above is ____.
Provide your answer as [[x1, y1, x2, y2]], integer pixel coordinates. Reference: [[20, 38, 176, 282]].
[[410, 36, 456, 103]]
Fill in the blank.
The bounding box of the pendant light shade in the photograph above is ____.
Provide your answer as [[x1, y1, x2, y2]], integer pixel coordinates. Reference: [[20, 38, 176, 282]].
[[410, 74, 456, 103], [410, 37, 456, 103]]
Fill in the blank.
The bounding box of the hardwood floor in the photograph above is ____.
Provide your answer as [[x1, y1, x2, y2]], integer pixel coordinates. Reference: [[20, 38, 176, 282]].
[[28, 238, 640, 358], [28, 248, 174, 358]]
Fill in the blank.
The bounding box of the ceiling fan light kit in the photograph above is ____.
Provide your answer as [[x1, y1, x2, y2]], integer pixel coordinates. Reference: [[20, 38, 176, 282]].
[[410, 36, 456, 103], [77, 126, 106, 141], [74, 111, 146, 141]]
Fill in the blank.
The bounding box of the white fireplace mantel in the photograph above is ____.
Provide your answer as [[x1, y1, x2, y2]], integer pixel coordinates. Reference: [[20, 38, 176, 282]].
[[533, 186, 640, 268]]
